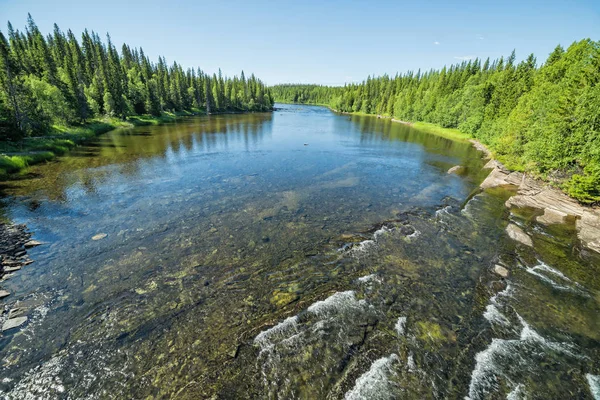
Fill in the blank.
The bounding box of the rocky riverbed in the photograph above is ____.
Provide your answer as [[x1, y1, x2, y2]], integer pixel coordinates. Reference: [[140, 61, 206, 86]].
[[0, 223, 39, 333]]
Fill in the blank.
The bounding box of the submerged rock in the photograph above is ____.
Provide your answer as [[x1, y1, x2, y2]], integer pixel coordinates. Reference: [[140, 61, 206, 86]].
[[494, 264, 509, 278], [447, 165, 464, 174], [505, 224, 533, 247], [92, 233, 108, 241], [536, 208, 568, 225], [2, 316, 27, 332]]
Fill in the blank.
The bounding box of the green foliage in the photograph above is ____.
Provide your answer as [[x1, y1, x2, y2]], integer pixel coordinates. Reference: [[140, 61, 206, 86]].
[[0, 16, 273, 142], [272, 40, 600, 203]]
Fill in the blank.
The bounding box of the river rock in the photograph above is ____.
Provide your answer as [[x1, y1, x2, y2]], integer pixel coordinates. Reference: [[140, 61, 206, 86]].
[[506, 224, 533, 247], [24, 240, 42, 248], [92, 233, 108, 241], [447, 166, 464, 174], [494, 264, 509, 278], [4, 265, 22, 273], [2, 316, 28, 332], [0, 289, 10, 299]]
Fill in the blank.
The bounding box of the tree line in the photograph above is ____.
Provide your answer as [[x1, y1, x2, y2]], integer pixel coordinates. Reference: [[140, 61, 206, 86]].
[[271, 40, 600, 203], [0, 15, 273, 140]]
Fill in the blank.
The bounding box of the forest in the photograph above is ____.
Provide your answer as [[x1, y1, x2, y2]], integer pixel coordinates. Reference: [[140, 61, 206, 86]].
[[271, 40, 600, 203], [0, 15, 274, 142]]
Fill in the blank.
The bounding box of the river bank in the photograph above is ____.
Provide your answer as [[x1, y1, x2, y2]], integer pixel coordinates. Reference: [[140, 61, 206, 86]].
[[0, 110, 205, 179]]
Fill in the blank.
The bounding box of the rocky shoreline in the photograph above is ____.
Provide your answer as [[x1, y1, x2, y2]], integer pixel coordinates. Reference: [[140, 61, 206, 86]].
[[0, 223, 40, 332], [477, 151, 600, 254]]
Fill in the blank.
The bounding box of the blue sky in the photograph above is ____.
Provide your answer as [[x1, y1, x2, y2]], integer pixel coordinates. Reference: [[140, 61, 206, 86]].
[[1, 0, 599, 85]]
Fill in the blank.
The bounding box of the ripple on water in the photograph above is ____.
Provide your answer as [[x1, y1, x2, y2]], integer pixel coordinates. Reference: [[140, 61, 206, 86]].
[[524, 260, 587, 296], [344, 354, 400, 400]]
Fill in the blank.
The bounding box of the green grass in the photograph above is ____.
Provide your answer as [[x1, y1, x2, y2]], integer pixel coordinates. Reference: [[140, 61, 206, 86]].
[[0, 111, 200, 180], [410, 122, 473, 142]]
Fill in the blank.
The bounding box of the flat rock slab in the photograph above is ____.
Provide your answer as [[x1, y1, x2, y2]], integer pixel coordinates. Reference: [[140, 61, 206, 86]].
[[24, 240, 42, 248], [0, 290, 10, 299], [4, 265, 22, 273], [506, 224, 533, 247], [2, 316, 27, 332], [92, 233, 108, 241]]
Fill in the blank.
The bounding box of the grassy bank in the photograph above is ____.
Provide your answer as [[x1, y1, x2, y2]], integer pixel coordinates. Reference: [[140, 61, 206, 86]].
[[410, 122, 472, 143], [0, 110, 201, 179]]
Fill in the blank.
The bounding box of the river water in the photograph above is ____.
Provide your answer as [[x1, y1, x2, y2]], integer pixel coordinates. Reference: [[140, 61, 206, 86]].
[[0, 104, 598, 399]]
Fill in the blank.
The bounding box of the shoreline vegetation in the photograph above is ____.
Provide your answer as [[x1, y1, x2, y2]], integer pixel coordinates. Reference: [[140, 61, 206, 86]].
[[0, 16, 274, 179], [270, 39, 600, 204]]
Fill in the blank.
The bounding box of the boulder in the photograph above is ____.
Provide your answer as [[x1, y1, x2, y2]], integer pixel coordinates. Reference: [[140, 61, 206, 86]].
[[0, 289, 10, 299]]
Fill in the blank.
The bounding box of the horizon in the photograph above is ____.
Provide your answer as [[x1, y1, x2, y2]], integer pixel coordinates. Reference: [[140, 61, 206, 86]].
[[2, 0, 599, 86]]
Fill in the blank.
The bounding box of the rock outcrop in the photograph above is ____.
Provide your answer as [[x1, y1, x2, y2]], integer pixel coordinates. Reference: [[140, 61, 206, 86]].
[[480, 159, 600, 253]]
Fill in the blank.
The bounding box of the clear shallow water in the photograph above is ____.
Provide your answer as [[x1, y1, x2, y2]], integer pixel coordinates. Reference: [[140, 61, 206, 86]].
[[0, 104, 598, 399]]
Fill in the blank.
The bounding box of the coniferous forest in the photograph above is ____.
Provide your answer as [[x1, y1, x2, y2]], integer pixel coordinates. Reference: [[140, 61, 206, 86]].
[[271, 40, 600, 203], [0, 15, 273, 141]]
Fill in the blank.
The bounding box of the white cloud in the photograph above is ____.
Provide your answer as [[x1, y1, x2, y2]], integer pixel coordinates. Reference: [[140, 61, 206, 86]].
[[433, 41, 440, 45], [476, 34, 484, 40], [454, 55, 477, 61]]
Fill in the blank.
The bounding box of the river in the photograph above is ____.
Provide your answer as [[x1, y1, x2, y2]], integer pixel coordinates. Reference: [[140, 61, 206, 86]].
[[0, 104, 598, 399]]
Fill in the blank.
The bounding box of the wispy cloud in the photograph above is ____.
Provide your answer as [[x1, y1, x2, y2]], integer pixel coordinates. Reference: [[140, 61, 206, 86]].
[[454, 55, 476, 61], [433, 41, 440, 45], [476, 34, 484, 40]]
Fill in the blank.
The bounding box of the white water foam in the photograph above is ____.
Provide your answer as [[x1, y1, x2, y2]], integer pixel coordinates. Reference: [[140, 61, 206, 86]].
[[466, 314, 581, 400], [407, 353, 416, 372], [306, 291, 367, 317], [254, 316, 299, 353], [342, 225, 395, 257], [483, 304, 510, 326], [344, 354, 400, 400], [407, 230, 421, 240], [373, 226, 392, 239], [395, 316, 407, 336], [506, 384, 526, 400], [1, 355, 66, 400], [525, 261, 587, 296], [435, 205, 452, 219], [254, 290, 375, 397], [348, 239, 376, 255], [489, 283, 514, 305], [357, 274, 381, 284], [587, 374, 600, 400]]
